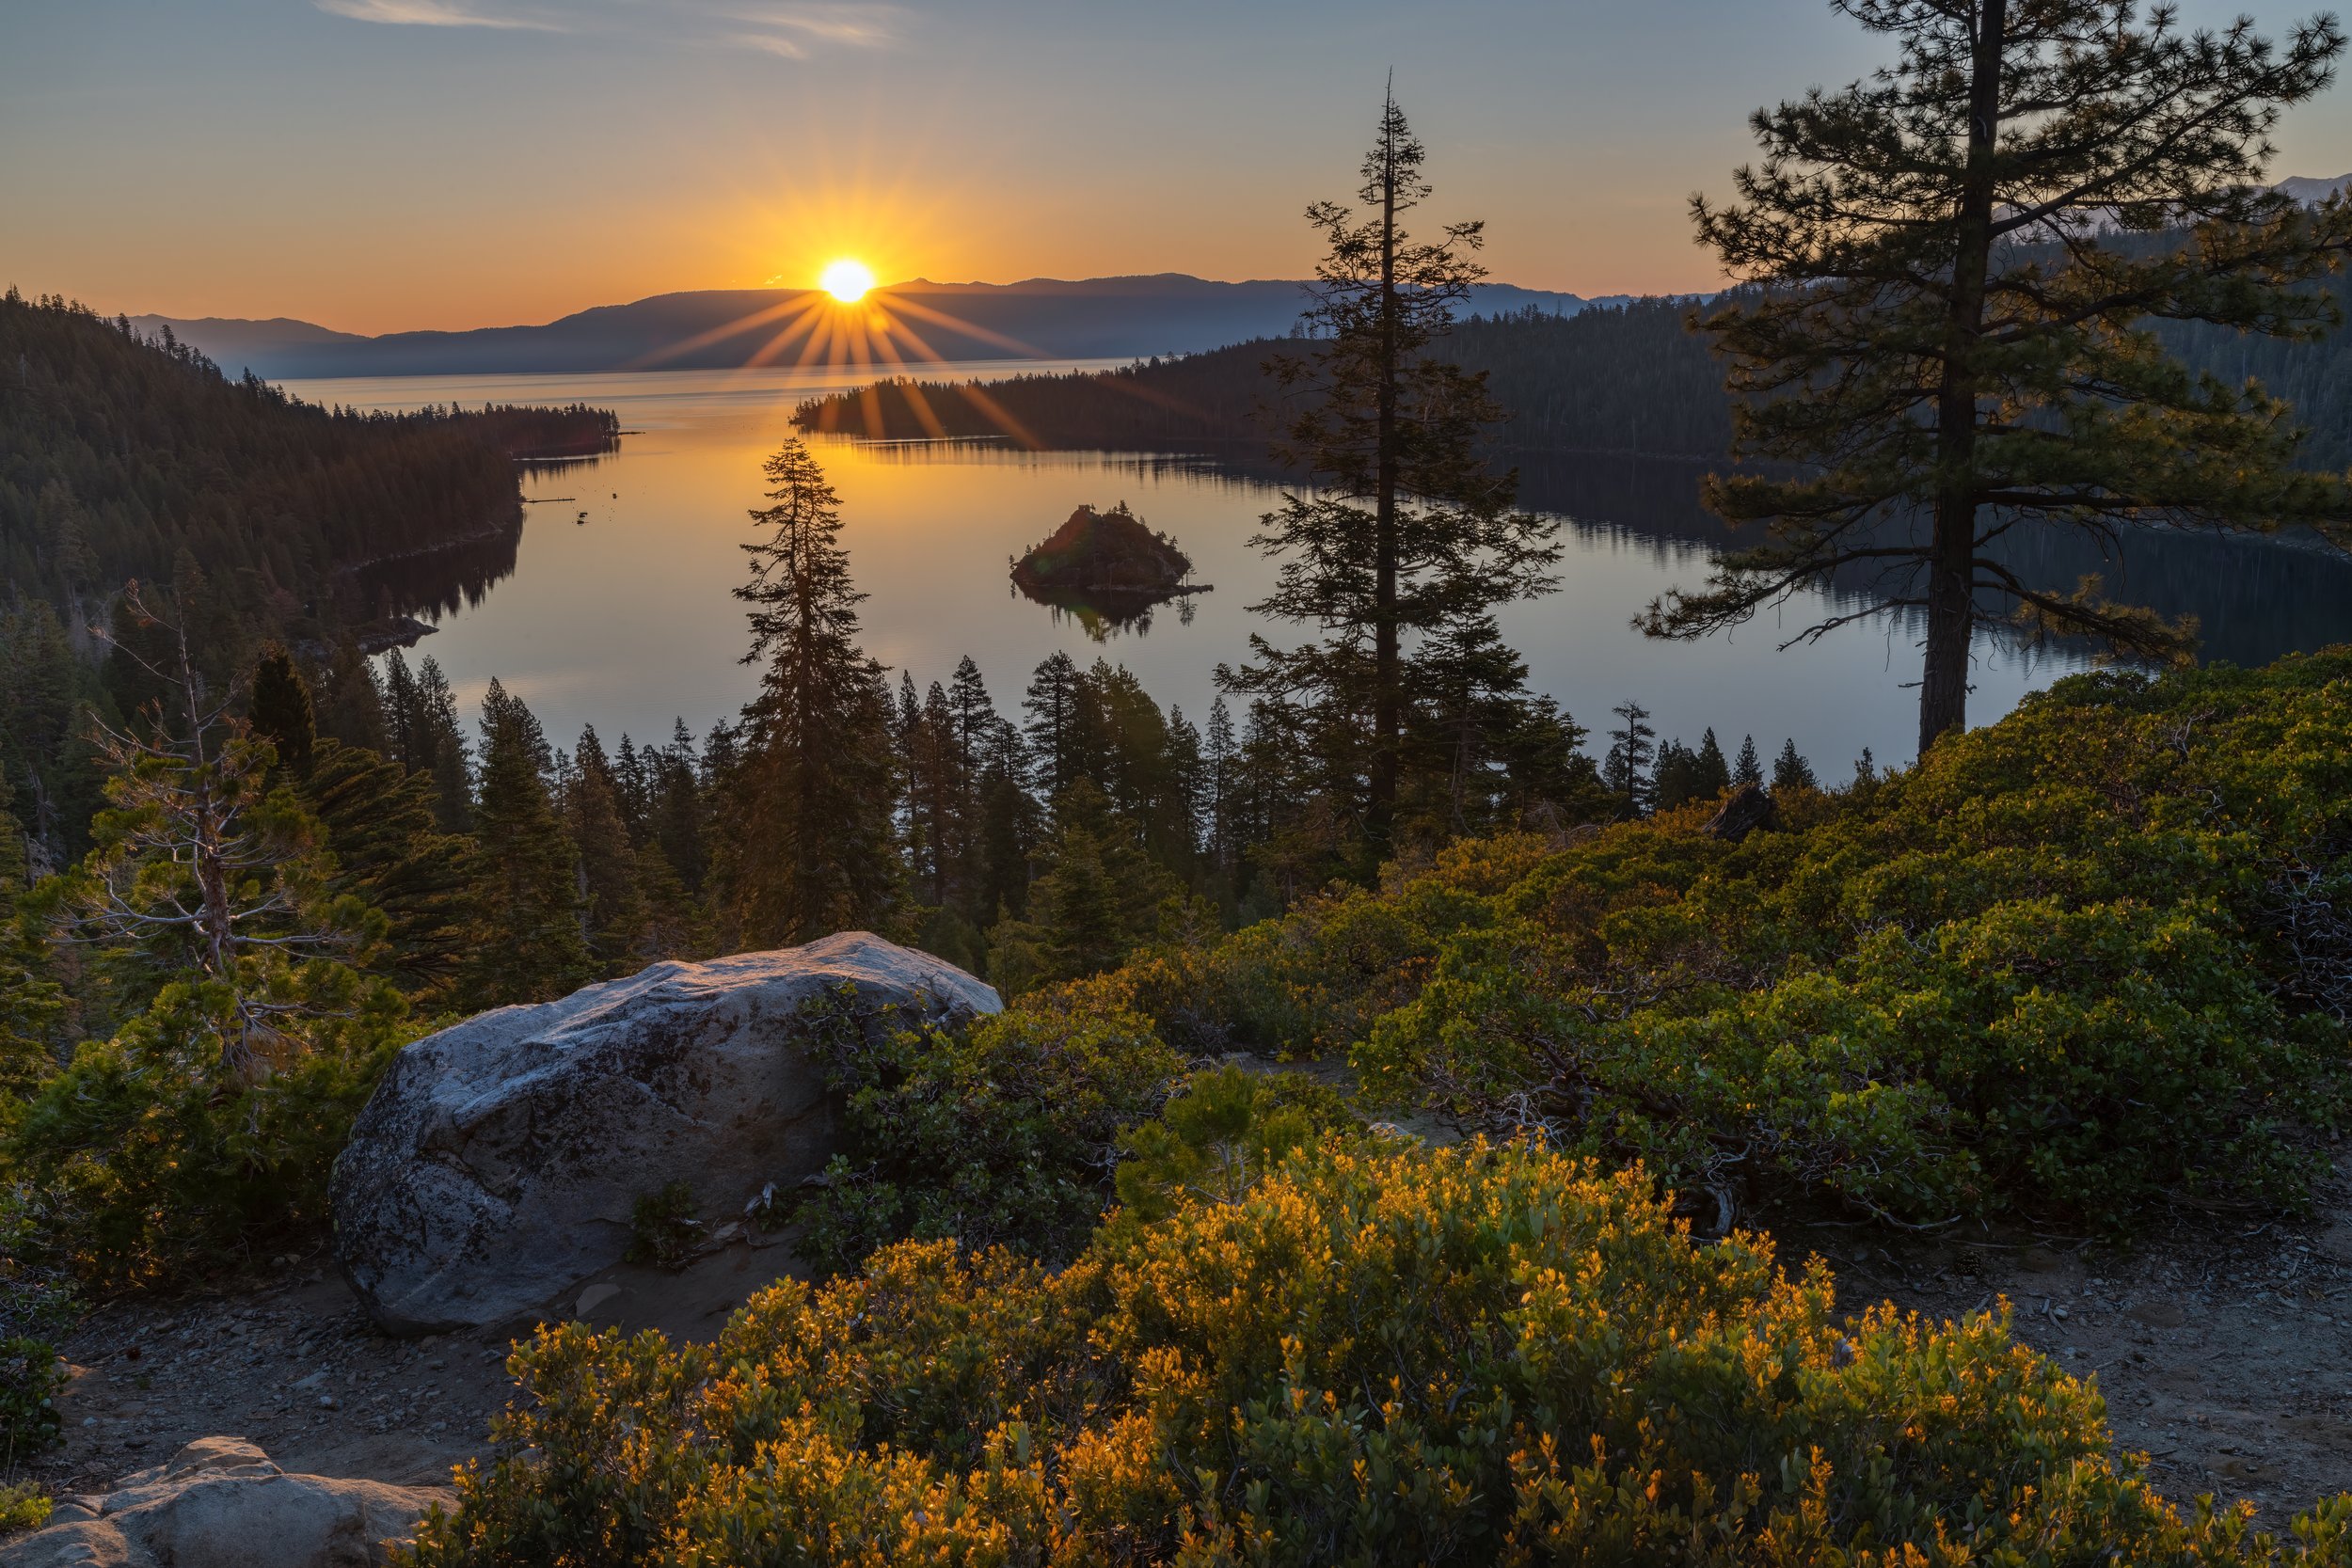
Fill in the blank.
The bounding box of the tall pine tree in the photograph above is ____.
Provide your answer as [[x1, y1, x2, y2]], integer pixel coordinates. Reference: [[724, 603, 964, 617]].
[[1219, 90, 1559, 866], [463, 678, 590, 1006], [1645, 0, 2352, 752], [726, 438, 898, 944]]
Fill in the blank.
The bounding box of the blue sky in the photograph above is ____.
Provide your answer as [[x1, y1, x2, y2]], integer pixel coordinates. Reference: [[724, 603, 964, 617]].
[[5, 0, 2345, 331]]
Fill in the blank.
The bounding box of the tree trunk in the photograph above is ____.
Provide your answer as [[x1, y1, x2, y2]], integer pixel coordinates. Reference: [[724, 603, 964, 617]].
[[1369, 104, 1402, 858], [1919, 0, 2007, 756]]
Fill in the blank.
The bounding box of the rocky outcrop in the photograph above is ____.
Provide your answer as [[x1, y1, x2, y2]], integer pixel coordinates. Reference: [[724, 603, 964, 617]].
[[1704, 783, 1779, 843], [329, 933, 1000, 1336], [0, 1437, 447, 1568]]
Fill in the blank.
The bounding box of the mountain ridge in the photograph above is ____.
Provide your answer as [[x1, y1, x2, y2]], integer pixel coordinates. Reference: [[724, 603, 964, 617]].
[[130, 276, 1601, 380]]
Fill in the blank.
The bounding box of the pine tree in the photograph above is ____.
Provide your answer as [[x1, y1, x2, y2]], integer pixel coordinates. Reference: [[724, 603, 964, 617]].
[[383, 651, 472, 832], [1772, 737, 1818, 794], [1203, 696, 1239, 884], [566, 725, 649, 967], [948, 657, 997, 780], [985, 780, 1177, 993], [1645, 1, 2352, 752], [1693, 728, 1731, 800], [247, 641, 317, 778], [1023, 652, 1084, 800], [727, 438, 899, 944], [1733, 734, 1764, 789], [1602, 701, 1656, 816], [612, 734, 654, 841], [314, 636, 387, 753], [0, 601, 103, 866], [72, 585, 377, 1069], [300, 739, 474, 1001], [651, 719, 707, 895], [1220, 90, 1559, 865], [463, 678, 590, 1006], [976, 717, 1036, 926], [0, 768, 67, 1096]]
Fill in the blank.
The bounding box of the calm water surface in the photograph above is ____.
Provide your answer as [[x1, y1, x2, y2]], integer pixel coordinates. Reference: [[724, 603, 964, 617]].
[[290, 366, 2352, 773]]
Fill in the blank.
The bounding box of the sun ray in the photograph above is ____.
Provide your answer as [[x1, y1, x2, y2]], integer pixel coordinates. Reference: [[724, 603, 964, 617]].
[[879, 293, 1050, 360], [628, 293, 818, 370], [852, 315, 952, 439], [741, 305, 827, 370]]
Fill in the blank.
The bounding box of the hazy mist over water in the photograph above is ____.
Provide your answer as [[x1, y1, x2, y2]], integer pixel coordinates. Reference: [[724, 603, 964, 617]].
[[295, 365, 2352, 773]]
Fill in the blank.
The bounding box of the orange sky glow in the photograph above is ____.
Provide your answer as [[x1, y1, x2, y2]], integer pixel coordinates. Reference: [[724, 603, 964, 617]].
[[5, 1, 2344, 336]]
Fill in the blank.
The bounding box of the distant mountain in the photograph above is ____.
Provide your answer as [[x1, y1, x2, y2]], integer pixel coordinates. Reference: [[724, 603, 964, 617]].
[[2277, 172, 2352, 205], [139, 275, 1598, 381]]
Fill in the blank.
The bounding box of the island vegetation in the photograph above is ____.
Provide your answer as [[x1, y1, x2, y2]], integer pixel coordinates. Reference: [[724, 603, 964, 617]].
[[1011, 502, 1199, 596], [1007, 501, 1206, 636], [8, 3, 2352, 1558]]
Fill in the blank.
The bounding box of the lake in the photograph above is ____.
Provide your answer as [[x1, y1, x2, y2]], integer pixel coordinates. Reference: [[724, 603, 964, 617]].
[[291, 365, 2352, 776]]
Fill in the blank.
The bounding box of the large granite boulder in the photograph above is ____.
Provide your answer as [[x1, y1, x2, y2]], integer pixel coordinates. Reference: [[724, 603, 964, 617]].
[[330, 932, 999, 1335], [0, 1437, 448, 1568]]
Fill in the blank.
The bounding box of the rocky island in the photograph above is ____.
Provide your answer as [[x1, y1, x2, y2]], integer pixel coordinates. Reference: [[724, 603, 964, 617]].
[[1009, 502, 1209, 637], [1010, 502, 1205, 594]]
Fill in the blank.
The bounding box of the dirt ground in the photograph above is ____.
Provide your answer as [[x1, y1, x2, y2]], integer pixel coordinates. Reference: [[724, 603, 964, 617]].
[[17, 1176, 2352, 1531], [22, 1237, 808, 1495], [1778, 1184, 2352, 1527]]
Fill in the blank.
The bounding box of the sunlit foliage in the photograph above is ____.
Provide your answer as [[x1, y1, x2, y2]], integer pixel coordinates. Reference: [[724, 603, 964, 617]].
[[405, 1140, 2352, 1566]]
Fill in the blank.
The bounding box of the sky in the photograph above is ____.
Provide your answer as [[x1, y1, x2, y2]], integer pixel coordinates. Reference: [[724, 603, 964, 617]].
[[6, 0, 2349, 335]]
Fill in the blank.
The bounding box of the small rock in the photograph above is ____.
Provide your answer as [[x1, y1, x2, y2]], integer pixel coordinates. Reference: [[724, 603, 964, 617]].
[[575, 1283, 625, 1320], [0, 1435, 448, 1568]]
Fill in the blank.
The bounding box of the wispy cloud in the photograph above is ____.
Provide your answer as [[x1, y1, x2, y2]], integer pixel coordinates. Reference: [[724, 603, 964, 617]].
[[725, 4, 899, 50], [314, 0, 564, 29], [314, 0, 900, 55], [730, 29, 807, 57]]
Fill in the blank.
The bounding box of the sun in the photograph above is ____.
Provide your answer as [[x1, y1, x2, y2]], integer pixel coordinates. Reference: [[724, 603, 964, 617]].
[[819, 259, 875, 303]]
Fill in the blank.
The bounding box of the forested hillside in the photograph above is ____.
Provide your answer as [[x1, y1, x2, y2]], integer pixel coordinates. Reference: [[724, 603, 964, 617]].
[[797, 273, 2352, 467], [0, 290, 617, 868], [0, 290, 617, 620]]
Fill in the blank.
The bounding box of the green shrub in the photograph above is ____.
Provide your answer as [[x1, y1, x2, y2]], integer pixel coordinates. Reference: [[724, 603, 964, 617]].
[[1, 973, 412, 1289], [624, 1182, 702, 1270], [1098, 655, 2352, 1230], [792, 977, 1186, 1273], [0, 1335, 63, 1467], [405, 1140, 2352, 1567]]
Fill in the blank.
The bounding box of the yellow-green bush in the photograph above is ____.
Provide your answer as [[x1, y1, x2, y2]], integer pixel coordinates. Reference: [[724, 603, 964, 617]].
[[405, 1140, 2352, 1567], [1121, 655, 2352, 1228]]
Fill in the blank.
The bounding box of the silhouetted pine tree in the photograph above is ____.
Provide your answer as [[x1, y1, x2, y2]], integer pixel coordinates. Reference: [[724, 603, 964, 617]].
[[1603, 701, 1656, 816], [986, 780, 1177, 993], [301, 738, 474, 1002], [1733, 734, 1764, 789], [314, 637, 388, 753], [463, 678, 590, 1006], [1645, 0, 2352, 752], [727, 438, 899, 944], [1772, 738, 1818, 793], [247, 641, 316, 778], [1023, 652, 1084, 800], [1693, 729, 1730, 800], [383, 652, 472, 832], [566, 725, 650, 967], [1219, 90, 1559, 867]]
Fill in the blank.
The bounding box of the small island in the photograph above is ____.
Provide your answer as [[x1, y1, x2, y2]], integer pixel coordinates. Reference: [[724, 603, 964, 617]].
[[1009, 502, 1211, 639], [1011, 502, 1204, 594]]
